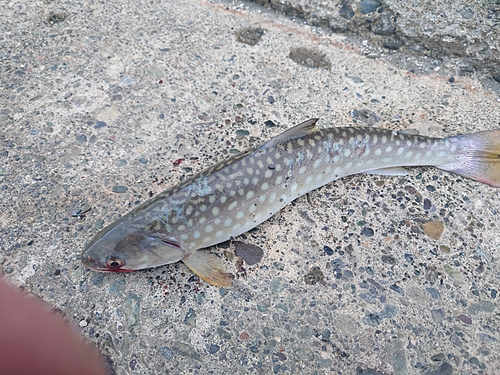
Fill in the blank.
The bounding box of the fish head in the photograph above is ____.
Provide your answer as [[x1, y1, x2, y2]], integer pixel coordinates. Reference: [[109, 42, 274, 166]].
[[82, 219, 186, 272]]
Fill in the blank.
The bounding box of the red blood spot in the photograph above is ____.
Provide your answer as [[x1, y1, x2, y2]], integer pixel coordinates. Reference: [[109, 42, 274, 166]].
[[109, 135, 116, 141], [239, 332, 249, 340], [172, 158, 183, 165]]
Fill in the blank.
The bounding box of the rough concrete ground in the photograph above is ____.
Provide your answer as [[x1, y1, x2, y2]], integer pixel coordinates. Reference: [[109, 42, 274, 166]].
[[1, 0, 499, 374]]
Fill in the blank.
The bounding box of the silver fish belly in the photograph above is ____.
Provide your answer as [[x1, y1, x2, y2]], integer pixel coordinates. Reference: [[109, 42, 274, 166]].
[[82, 118, 500, 286]]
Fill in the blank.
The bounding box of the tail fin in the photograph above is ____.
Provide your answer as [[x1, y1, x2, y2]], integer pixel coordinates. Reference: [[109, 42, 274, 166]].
[[438, 130, 500, 188]]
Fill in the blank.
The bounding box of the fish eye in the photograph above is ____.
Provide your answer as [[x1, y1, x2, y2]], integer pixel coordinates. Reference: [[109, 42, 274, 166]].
[[106, 257, 125, 269]]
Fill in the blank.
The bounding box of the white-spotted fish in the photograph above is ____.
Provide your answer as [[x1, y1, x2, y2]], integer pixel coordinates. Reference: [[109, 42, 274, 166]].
[[82, 118, 500, 286]]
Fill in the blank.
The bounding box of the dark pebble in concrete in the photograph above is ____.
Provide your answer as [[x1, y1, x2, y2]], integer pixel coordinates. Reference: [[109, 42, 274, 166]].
[[493, 72, 500, 83], [361, 227, 374, 237], [390, 284, 404, 295], [264, 120, 277, 127], [426, 287, 441, 300], [381, 254, 396, 264], [138, 157, 148, 164], [373, 14, 396, 36], [76, 134, 87, 144], [112, 185, 128, 193], [457, 314, 472, 324], [339, 0, 354, 19], [94, 121, 107, 129], [323, 245, 333, 255], [356, 367, 384, 375], [358, 0, 381, 14], [236, 27, 266, 46], [351, 109, 380, 125], [159, 346, 173, 361], [431, 353, 444, 361], [233, 241, 264, 265], [423, 362, 454, 375], [383, 41, 401, 50], [304, 266, 325, 285], [95, 219, 104, 229], [289, 47, 331, 69], [209, 344, 220, 354]]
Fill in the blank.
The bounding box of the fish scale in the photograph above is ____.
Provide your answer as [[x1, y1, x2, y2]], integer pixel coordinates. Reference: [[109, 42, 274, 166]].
[[82, 118, 500, 286]]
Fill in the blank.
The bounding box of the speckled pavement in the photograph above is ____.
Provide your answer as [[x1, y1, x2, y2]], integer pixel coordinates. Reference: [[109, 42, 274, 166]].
[[1, 0, 499, 374]]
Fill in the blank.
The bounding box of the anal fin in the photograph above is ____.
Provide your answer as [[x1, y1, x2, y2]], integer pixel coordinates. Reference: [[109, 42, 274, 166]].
[[364, 166, 408, 176], [182, 251, 233, 288]]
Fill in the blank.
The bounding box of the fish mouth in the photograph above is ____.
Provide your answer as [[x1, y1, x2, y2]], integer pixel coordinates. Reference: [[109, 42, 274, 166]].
[[81, 254, 134, 273]]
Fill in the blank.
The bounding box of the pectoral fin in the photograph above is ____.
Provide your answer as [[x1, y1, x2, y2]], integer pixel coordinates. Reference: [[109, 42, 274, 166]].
[[182, 251, 233, 288]]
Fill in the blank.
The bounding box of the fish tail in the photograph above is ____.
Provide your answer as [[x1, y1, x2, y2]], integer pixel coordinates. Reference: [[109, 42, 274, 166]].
[[438, 130, 500, 187]]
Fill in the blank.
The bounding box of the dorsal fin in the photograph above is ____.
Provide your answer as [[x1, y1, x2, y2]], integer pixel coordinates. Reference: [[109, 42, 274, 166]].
[[260, 118, 320, 150]]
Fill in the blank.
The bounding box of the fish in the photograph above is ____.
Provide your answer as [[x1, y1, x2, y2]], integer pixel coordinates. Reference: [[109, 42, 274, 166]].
[[82, 118, 500, 287]]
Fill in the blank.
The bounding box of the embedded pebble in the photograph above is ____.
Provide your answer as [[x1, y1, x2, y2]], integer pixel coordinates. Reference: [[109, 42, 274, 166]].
[[233, 241, 264, 265], [422, 221, 444, 240], [235, 27, 266, 46], [112, 185, 128, 193]]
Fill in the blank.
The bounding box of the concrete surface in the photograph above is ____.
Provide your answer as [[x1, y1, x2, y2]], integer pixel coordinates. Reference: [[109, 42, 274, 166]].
[[1, 0, 499, 374]]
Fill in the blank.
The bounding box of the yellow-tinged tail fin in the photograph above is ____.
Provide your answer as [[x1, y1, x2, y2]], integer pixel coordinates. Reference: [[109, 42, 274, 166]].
[[438, 130, 500, 188]]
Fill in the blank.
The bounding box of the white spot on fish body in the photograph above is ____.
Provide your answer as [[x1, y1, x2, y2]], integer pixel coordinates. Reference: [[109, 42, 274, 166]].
[[177, 225, 186, 231], [373, 135, 378, 143], [275, 164, 282, 171], [243, 177, 249, 185], [205, 225, 213, 233], [396, 140, 401, 146], [345, 162, 353, 169], [224, 218, 232, 227], [309, 139, 316, 146], [375, 149, 382, 156], [386, 146, 393, 153], [344, 149, 351, 157], [405, 151, 413, 158], [259, 195, 266, 203], [228, 201, 238, 210], [193, 231, 201, 239], [238, 189, 244, 196], [257, 160, 264, 169], [180, 233, 189, 241], [299, 166, 307, 174], [214, 218, 221, 225], [261, 182, 269, 190], [316, 174, 323, 182], [291, 182, 298, 192], [266, 156, 273, 165], [252, 177, 259, 185], [275, 175, 283, 185], [450, 144, 457, 152], [246, 191, 255, 199], [265, 170, 273, 178], [381, 136, 387, 144], [269, 193, 276, 203], [220, 196, 227, 205], [297, 139, 305, 146], [397, 147, 404, 155], [419, 143, 426, 149], [247, 167, 253, 175], [407, 140, 412, 147], [313, 159, 322, 168], [208, 195, 216, 204], [425, 150, 432, 157], [236, 211, 244, 219], [216, 230, 224, 237], [198, 217, 207, 225], [212, 207, 220, 216], [275, 152, 281, 160]]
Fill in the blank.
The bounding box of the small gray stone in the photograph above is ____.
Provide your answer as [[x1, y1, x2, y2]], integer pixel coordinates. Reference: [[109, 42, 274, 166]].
[[270, 277, 286, 292], [423, 362, 453, 375], [339, 1, 354, 19], [426, 287, 442, 300], [159, 346, 173, 361], [112, 186, 128, 193]]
